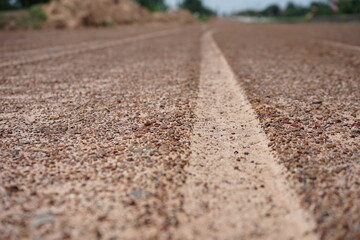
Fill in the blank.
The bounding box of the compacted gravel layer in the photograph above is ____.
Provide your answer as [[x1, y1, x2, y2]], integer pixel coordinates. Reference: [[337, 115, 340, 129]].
[[0, 24, 181, 66], [0, 26, 201, 239], [212, 20, 360, 240], [0, 24, 177, 54], [176, 32, 318, 240]]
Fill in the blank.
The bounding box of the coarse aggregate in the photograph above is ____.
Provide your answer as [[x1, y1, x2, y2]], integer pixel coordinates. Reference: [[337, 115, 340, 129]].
[[1, 19, 360, 240], [212, 20, 360, 240], [0, 24, 177, 59], [0, 25, 201, 240]]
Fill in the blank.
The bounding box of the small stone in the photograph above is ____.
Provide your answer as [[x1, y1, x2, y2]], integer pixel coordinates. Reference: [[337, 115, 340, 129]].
[[131, 148, 143, 153], [33, 212, 54, 228], [144, 121, 152, 126], [5, 185, 20, 195], [312, 100, 323, 104], [131, 189, 142, 199], [130, 189, 151, 199]]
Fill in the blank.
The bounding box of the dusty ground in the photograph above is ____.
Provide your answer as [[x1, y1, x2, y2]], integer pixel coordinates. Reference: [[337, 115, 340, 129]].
[[0, 20, 359, 240]]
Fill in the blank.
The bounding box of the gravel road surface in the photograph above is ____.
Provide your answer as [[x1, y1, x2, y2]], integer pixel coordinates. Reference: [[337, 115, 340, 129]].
[[212, 20, 360, 240], [0, 20, 359, 240], [0, 25, 201, 239], [176, 31, 317, 240]]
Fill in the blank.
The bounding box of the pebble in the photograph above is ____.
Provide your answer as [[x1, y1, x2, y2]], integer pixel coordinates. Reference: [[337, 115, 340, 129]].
[[32, 212, 54, 228]]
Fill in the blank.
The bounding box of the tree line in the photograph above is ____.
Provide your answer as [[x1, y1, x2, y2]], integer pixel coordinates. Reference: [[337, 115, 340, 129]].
[[235, 0, 360, 17]]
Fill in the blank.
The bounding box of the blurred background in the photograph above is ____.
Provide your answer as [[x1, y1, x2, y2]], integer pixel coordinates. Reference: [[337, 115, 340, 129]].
[[0, 0, 359, 29]]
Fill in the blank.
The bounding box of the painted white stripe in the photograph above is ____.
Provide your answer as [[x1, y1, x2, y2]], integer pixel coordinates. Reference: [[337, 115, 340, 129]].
[[177, 31, 319, 240], [324, 40, 360, 52]]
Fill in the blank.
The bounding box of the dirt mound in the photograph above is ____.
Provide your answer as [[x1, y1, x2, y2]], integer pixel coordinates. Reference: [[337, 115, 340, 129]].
[[42, 0, 89, 28], [85, 0, 152, 26], [41, 0, 195, 29], [42, 0, 151, 28], [168, 10, 196, 24]]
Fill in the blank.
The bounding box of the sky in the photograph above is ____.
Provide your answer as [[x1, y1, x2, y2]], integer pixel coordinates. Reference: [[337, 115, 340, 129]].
[[166, 0, 325, 14]]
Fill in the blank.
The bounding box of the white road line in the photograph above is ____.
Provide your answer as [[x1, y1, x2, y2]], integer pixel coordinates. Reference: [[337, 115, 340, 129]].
[[0, 28, 182, 68], [324, 40, 360, 52], [176, 31, 319, 240]]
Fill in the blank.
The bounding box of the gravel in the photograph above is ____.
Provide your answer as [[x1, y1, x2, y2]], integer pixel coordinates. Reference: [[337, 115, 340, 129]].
[[212, 20, 360, 240], [0, 25, 201, 239], [1, 19, 359, 240]]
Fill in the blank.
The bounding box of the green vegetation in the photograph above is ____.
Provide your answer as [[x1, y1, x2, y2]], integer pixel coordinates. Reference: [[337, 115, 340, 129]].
[[134, 0, 217, 20], [282, 2, 308, 17], [339, 0, 360, 13], [179, 0, 215, 20], [15, 16, 42, 29], [1, 0, 171, 12], [261, 4, 281, 16], [0, 0, 20, 11], [134, 0, 169, 12], [310, 2, 333, 16], [0, 12, 7, 27], [101, 20, 116, 28], [0, 5, 46, 29], [234, 0, 360, 18], [0, 0, 50, 10], [29, 5, 46, 20]]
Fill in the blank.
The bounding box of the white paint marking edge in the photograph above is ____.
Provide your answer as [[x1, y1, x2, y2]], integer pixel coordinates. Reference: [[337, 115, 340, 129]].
[[177, 30, 320, 239], [324, 40, 360, 52]]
